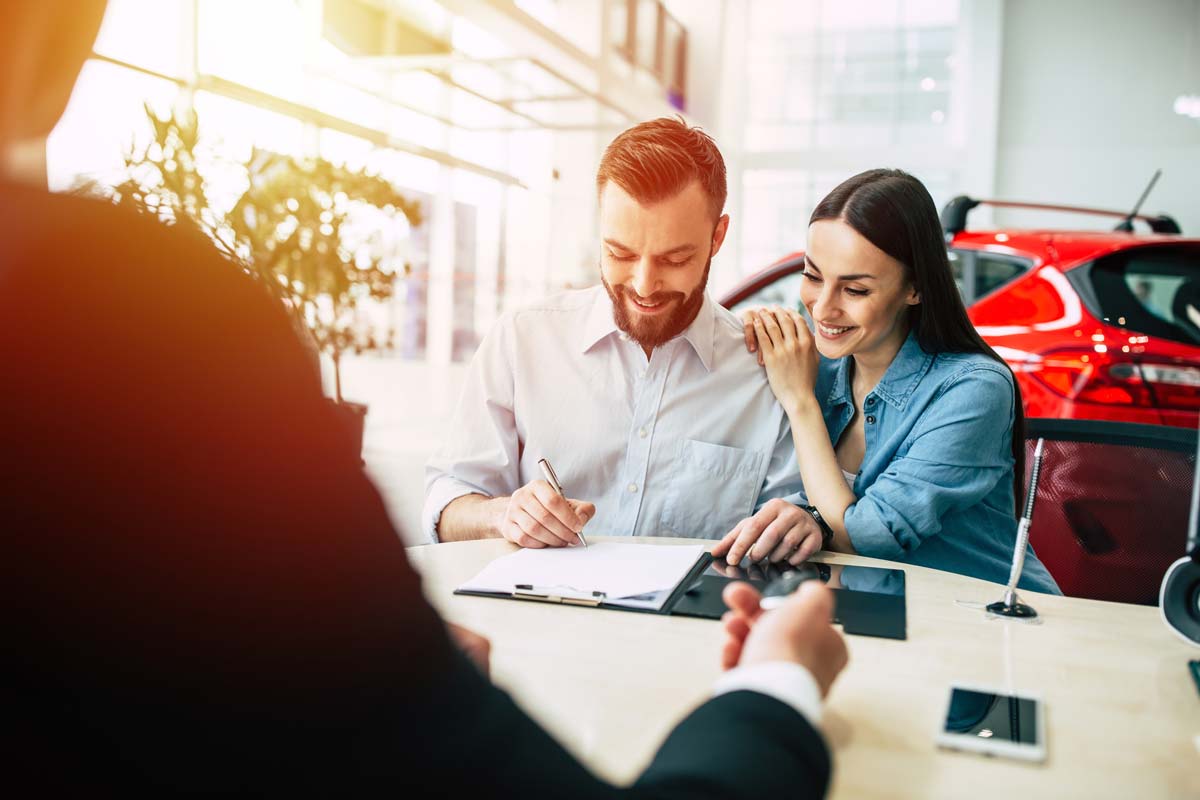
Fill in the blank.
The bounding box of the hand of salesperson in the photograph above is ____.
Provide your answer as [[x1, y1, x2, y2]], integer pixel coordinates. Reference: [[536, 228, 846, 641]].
[[720, 580, 848, 698], [752, 306, 820, 414], [710, 499, 824, 566], [446, 623, 492, 678], [499, 479, 595, 548]]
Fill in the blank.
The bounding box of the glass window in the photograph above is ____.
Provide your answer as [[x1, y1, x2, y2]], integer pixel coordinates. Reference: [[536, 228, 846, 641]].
[[397, 188, 434, 361], [92, 0, 191, 79], [948, 249, 968, 301], [736, 0, 967, 286], [197, 0, 308, 103], [1080, 245, 1200, 345], [975, 253, 1028, 298], [740, 169, 812, 278], [45, 0, 586, 369], [636, 0, 661, 74], [728, 270, 806, 318], [46, 60, 180, 192], [948, 249, 1029, 304]]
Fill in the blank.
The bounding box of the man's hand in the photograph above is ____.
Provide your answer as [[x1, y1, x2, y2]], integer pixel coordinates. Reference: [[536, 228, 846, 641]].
[[500, 479, 595, 548], [711, 499, 823, 566], [446, 623, 491, 678], [720, 581, 848, 697]]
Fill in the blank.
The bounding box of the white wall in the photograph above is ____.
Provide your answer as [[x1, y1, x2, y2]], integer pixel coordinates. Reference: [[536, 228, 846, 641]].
[[994, 0, 1200, 233], [659, 0, 744, 292]]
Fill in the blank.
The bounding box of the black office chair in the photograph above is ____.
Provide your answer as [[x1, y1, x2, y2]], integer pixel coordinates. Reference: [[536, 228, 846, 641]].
[[1022, 418, 1196, 605]]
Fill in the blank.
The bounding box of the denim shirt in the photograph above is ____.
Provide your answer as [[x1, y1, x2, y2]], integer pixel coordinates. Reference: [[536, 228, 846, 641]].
[[820, 333, 1061, 594]]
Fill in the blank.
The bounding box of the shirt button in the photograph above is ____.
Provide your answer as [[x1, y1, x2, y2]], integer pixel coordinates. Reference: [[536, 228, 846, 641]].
[[866, 415, 876, 424], [865, 396, 876, 406], [628, 483, 639, 493], [638, 427, 648, 438]]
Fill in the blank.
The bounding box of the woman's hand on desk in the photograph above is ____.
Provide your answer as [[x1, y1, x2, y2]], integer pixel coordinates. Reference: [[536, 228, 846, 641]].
[[500, 480, 595, 548], [720, 582, 848, 698]]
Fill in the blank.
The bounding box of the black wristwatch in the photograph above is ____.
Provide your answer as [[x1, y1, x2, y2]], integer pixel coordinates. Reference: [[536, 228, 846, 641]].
[[802, 504, 835, 550]]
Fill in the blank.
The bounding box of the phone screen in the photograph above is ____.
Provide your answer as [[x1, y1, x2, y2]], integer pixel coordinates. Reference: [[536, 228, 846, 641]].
[[943, 688, 1041, 745]]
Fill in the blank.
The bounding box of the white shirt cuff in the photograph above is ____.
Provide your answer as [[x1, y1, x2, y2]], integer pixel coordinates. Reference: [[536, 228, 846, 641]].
[[422, 476, 489, 543], [713, 661, 823, 727]]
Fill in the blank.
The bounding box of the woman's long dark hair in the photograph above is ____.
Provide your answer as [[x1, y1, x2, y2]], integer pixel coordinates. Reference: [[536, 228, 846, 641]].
[[811, 168, 1026, 516]]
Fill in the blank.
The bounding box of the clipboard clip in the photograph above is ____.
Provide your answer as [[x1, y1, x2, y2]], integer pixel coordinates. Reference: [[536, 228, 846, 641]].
[[513, 584, 606, 607]]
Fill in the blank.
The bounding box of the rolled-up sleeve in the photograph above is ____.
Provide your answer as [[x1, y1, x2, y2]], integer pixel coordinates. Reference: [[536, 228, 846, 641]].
[[422, 320, 521, 542], [844, 367, 1014, 558]]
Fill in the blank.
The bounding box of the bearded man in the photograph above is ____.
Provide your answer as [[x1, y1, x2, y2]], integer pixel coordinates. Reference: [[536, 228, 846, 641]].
[[425, 118, 816, 554]]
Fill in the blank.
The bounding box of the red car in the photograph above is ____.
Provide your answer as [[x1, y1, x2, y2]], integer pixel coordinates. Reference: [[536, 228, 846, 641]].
[[719, 198, 1200, 428]]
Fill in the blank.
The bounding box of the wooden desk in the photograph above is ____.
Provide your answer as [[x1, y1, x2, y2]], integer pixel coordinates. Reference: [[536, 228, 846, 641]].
[[407, 537, 1200, 799]]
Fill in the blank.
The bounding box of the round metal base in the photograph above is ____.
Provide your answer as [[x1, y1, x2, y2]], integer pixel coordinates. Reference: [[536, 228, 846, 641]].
[[985, 599, 1039, 619]]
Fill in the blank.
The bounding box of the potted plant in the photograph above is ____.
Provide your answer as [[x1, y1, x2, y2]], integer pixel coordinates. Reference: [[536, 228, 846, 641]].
[[103, 102, 422, 457], [227, 148, 421, 454]]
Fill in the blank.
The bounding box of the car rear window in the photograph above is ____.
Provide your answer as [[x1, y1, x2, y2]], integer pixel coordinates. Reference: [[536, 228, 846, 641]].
[[1070, 245, 1200, 346]]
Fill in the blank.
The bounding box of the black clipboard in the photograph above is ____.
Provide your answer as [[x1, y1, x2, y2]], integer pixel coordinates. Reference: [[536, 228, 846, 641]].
[[455, 553, 907, 639], [454, 551, 716, 615]]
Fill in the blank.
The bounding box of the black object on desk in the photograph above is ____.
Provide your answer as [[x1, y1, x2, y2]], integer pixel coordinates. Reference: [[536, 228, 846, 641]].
[[670, 561, 908, 640], [455, 551, 907, 639], [456, 551, 717, 615]]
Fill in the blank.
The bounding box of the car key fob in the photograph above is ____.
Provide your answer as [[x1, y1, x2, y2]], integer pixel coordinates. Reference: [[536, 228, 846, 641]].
[[760, 564, 822, 610]]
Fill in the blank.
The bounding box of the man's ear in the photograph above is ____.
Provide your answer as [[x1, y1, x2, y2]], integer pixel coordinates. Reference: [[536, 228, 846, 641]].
[[710, 214, 731, 257]]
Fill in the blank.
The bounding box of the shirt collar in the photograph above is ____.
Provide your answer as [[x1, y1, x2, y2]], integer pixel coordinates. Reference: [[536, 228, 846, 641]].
[[826, 331, 933, 411], [578, 286, 621, 354], [577, 287, 717, 373], [679, 293, 716, 372]]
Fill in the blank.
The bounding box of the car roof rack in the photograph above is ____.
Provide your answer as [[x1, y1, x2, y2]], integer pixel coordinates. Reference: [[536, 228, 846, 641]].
[[940, 195, 1182, 237]]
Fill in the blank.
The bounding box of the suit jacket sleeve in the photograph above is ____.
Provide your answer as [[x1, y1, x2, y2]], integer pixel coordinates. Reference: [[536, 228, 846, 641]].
[[2, 183, 831, 798]]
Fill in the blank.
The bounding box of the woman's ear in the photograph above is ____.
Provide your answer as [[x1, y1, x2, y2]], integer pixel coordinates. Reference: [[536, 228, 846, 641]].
[[906, 287, 922, 306]]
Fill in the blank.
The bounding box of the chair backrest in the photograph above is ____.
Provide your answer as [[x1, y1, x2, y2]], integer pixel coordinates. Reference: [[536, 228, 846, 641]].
[[1023, 419, 1196, 605]]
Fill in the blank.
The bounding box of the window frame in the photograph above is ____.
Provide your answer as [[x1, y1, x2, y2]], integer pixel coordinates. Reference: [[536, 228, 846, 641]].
[[950, 247, 1034, 306]]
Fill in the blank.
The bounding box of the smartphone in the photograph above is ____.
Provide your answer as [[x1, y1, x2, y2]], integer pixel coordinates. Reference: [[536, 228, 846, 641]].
[[935, 684, 1046, 763]]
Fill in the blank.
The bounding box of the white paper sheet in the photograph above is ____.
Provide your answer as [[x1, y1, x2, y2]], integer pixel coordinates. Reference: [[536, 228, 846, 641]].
[[457, 542, 706, 610]]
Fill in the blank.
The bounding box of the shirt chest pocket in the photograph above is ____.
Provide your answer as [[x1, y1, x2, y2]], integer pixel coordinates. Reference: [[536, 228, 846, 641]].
[[659, 439, 765, 539]]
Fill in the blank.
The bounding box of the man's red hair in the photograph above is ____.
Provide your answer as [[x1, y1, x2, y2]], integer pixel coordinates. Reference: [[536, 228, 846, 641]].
[[596, 117, 727, 221]]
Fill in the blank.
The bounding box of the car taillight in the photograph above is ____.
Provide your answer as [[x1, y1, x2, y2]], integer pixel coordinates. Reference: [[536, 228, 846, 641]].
[[1030, 350, 1200, 410]]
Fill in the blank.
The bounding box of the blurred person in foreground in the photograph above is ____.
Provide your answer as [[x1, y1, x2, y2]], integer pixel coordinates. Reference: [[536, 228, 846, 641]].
[[1, 2, 847, 795]]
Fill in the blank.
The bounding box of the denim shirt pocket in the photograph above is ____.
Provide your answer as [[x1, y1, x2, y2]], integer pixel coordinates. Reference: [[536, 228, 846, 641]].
[[659, 439, 764, 538]]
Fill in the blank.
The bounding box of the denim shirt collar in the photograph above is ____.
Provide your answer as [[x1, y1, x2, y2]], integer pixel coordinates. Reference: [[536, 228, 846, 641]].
[[826, 331, 935, 411]]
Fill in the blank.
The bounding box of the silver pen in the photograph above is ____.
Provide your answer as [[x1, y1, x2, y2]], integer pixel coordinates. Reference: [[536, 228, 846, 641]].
[[538, 458, 588, 548]]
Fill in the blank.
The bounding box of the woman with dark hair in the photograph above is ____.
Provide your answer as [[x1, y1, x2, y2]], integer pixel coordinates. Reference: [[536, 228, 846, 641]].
[[713, 168, 1060, 594]]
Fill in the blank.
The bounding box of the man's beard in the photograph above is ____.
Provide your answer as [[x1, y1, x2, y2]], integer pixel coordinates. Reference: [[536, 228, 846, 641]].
[[602, 257, 710, 351]]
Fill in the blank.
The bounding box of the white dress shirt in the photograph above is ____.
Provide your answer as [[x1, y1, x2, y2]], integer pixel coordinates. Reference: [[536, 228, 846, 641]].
[[423, 285, 805, 542], [715, 661, 824, 726]]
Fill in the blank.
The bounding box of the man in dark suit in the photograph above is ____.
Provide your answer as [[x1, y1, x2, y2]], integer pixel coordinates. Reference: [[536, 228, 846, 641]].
[[1, 2, 847, 795]]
